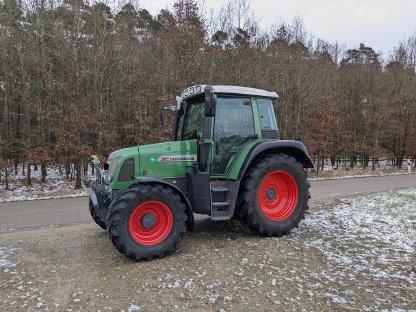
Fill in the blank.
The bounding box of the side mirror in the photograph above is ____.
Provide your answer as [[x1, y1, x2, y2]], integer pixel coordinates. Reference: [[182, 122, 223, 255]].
[[159, 105, 176, 127], [204, 86, 216, 117]]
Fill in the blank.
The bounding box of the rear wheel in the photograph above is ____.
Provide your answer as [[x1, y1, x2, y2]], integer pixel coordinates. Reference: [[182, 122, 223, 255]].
[[107, 184, 188, 261], [237, 154, 310, 236]]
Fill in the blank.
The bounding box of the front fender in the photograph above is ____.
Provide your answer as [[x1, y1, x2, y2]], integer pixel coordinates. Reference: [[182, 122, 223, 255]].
[[133, 176, 194, 231], [86, 185, 110, 223]]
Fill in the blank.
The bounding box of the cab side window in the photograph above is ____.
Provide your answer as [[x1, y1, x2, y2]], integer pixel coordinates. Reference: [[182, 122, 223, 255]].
[[257, 98, 279, 139]]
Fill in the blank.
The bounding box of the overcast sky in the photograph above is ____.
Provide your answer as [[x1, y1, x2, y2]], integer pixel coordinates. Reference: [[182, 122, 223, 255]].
[[138, 0, 416, 55]]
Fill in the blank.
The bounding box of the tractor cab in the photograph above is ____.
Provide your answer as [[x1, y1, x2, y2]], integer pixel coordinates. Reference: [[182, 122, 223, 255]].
[[176, 85, 280, 175]]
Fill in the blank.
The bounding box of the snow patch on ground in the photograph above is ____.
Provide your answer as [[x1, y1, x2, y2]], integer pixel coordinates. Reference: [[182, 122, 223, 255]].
[[0, 247, 18, 269], [0, 165, 88, 202], [309, 172, 414, 181], [128, 303, 140, 311], [1, 192, 87, 203], [296, 188, 416, 308], [304, 188, 416, 261], [314, 158, 413, 172]]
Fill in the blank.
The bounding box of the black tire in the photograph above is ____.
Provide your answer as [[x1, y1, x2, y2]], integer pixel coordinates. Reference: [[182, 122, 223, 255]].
[[89, 199, 107, 229], [107, 184, 188, 261], [237, 153, 310, 236]]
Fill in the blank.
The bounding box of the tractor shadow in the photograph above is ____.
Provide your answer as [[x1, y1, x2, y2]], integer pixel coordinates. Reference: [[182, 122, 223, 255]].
[[191, 215, 254, 238], [90, 217, 261, 262], [179, 216, 273, 257]]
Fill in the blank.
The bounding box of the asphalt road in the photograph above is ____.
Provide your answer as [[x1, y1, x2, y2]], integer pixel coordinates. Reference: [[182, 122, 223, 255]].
[[0, 174, 415, 232]]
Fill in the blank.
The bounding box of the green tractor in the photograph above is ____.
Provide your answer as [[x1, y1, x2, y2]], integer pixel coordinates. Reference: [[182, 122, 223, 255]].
[[86, 85, 313, 260]]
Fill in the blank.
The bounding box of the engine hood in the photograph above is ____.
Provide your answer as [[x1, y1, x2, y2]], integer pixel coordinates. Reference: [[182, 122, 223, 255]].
[[107, 146, 139, 162], [137, 140, 197, 178]]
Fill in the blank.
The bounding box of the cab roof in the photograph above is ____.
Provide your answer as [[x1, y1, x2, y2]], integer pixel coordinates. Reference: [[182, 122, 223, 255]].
[[181, 85, 279, 101]]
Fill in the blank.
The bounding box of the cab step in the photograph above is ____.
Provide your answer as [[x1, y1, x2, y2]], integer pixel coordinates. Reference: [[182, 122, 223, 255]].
[[212, 201, 230, 207], [210, 181, 240, 221], [211, 214, 231, 221], [211, 186, 229, 192]]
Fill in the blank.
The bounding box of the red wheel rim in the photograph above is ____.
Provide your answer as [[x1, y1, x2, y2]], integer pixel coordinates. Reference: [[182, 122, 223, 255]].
[[128, 200, 173, 246], [257, 170, 298, 221]]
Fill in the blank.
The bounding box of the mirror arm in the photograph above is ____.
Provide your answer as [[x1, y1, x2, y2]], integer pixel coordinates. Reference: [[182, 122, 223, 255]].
[[204, 85, 216, 117]]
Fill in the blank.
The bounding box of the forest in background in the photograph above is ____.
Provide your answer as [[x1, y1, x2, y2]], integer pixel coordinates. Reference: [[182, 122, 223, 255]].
[[1, 0, 416, 189]]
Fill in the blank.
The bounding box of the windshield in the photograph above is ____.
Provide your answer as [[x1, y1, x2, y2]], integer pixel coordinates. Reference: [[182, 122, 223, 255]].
[[181, 101, 204, 140]]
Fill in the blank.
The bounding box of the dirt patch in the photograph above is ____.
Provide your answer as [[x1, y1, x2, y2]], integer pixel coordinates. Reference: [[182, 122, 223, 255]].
[[1, 193, 415, 311]]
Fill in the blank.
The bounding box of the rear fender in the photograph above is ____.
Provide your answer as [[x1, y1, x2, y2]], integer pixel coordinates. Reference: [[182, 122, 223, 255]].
[[235, 140, 314, 180]]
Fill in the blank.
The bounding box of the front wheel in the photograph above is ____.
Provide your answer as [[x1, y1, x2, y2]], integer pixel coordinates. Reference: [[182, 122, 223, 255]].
[[107, 184, 188, 261], [237, 154, 310, 236]]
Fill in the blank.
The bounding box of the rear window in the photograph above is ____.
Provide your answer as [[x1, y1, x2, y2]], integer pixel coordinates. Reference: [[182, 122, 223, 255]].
[[257, 98, 278, 130]]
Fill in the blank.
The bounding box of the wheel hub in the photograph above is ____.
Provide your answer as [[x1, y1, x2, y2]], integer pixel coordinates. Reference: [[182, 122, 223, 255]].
[[258, 171, 299, 221], [266, 187, 277, 200], [141, 213, 157, 229]]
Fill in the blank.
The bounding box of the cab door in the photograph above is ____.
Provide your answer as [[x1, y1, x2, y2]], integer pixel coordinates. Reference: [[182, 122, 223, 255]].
[[180, 99, 212, 214], [211, 96, 256, 176]]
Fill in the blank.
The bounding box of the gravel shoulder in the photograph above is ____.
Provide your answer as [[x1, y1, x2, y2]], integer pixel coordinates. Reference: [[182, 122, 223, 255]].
[[1, 189, 415, 311]]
